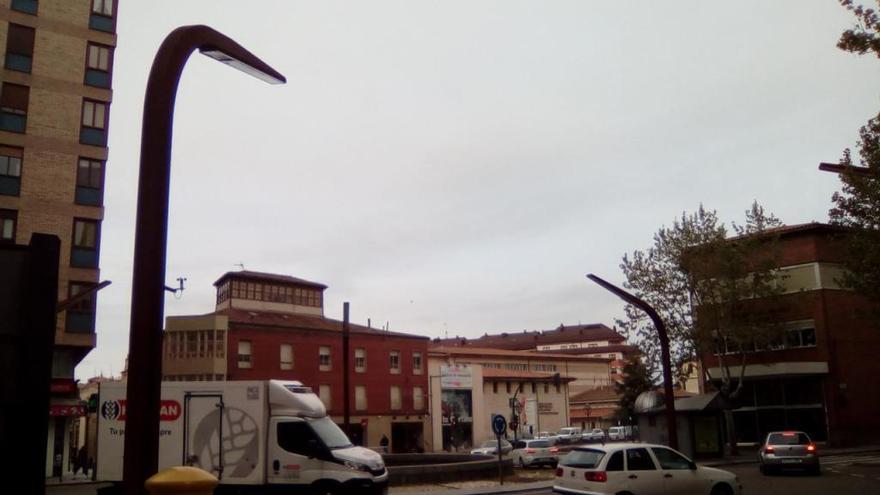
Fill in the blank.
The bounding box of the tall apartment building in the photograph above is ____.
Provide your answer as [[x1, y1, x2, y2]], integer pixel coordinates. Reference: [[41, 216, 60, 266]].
[[0, 0, 117, 478]]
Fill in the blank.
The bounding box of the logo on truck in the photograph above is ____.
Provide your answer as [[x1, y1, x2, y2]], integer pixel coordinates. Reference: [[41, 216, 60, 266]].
[[100, 400, 182, 421]]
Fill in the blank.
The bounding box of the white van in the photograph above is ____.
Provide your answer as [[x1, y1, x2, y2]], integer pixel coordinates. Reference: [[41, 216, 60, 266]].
[[608, 425, 634, 441], [97, 380, 387, 494]]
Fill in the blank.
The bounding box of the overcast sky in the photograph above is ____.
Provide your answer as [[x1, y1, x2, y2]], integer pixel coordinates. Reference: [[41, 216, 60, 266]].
[[78, 1, 880, 379]]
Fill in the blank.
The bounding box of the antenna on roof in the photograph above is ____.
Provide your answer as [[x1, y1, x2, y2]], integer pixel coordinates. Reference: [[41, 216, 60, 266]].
[[235, 262, 245, 270]]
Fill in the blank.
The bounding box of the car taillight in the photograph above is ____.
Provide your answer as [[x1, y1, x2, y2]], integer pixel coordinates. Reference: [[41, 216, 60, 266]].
[[526, 448, 536, 454], [550, 447, 559, 453], [585, 471, 607, 483], [764, 445, 775, 454], [806, 444, 817, 453], [556, 467, 563, 477]]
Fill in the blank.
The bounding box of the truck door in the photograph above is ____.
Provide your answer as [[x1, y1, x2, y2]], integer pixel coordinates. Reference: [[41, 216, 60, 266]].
[[183, 394, 225, 479], [267, 417, 325, 485]]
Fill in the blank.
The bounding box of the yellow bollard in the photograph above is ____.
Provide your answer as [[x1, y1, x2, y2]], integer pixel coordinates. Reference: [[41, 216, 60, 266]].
[[145, 466, 218, 495]]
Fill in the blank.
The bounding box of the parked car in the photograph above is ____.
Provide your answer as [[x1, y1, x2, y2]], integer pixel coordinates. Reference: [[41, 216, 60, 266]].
[[554, 443, 742, 495], [607, 425, 634, 441], [555, 427, 583, 444], [581, 428, 606, 443], [471, 439, 513, 456], [511, 439, 560, 468], [758, 431, 820, 475]]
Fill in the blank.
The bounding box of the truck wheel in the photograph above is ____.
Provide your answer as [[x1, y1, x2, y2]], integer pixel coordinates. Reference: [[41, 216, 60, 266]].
[[311, 480, 341, 495]]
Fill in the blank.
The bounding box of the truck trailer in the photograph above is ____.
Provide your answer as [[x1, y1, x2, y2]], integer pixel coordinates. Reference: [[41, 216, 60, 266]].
[[97, 380, 387, 494]]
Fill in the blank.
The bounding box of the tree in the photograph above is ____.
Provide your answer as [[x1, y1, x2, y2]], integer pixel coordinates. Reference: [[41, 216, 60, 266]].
[[829, 1, 880, 318], [614, 357, 654, 424], [617, 202, 785, 454]]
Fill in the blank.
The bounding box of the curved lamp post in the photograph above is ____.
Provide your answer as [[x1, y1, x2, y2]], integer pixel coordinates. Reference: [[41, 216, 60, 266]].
[[123, 25, 285, 495], [586, 274, 678, 450]]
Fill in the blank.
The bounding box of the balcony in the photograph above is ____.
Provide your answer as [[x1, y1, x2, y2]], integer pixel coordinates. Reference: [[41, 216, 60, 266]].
[[4, 54, 32, 73], [0, 176, 20, 196], [75, 186, 101, 206], [65, 311, 96, 334], [0, 111, 26, 133], [85, 69, 110, 88], [80, 127, 107, 147], [89, 14, 114, 33], [10, 0, 38, 15], [71, 248, 98, 268]]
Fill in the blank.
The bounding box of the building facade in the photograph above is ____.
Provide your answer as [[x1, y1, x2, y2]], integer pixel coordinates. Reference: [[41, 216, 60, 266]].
[[439, 324, 638, 389], [162, 271, 431, 453], [0, 0, 117, 479], [427, 345, 608, 451], [701, 223, 880, 446]]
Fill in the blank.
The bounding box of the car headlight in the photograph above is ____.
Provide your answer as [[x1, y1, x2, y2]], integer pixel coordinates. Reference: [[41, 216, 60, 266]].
[[344, 460, 370, 472]]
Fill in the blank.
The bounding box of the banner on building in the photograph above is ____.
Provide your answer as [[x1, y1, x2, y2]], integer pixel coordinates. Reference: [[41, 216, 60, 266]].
[[440, 364, 472, 389]]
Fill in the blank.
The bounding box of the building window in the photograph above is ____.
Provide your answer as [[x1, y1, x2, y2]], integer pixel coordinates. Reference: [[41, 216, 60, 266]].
[[71, 218, 99, 267], [10, 0, 39, 15], [75, 158, 104, 205], [319, 345, 331, 371], [412, 352, 423, 375], [413, 386, 424, 410], [355, 385, 367, 410], [786, 327, 817, 349], [390, 386, 401, 410], [389, 350, 400, 374], [4, 24, 35, 73], [66, 282, 96, 333], [81, 99, 108, 146], [185, 332, 197, 358], [237, 340, 252, 369], [0, 209, 17, 244], [280, 344, 293, 370], [506, 382, 511, 393], [532, 382, 537, 393], [0, 147, 22, 197], [319, 385, 331, 409], [90, 0, 115, 32], [355, 348, 366, 373], [85, 43, 113, 88], [215, 331, 225, 358], [0, 83, 29, 133]]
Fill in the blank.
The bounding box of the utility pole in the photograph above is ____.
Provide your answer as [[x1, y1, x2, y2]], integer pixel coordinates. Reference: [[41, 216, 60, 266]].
[[343, 302, 351, 435]]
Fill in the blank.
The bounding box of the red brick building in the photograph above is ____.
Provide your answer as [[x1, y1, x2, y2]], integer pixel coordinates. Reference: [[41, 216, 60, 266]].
[[701, 223, 880, 446], [162, 271, 430, 453]]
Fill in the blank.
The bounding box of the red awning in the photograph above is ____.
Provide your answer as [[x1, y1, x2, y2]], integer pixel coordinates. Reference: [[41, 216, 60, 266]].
[[49, 404, 85, 417]]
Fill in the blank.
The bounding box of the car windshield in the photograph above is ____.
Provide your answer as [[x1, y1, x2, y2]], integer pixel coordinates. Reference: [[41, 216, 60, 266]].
[[307, 416, 353, 450], [527, 440, 551, 448], [560, 449, 605, 468], [768, 432, 811, 445]]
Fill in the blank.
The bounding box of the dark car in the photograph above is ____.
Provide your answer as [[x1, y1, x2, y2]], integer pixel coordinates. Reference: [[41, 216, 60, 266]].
[[758, 431, 820, 475]]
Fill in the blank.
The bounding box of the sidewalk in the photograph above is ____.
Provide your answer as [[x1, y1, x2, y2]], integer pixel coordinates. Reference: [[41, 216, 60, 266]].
[[45, 473, 101, 486], [392, 479, 553, 495]]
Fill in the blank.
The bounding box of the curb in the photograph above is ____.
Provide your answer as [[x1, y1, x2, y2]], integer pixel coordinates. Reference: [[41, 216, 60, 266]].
[[393, 480, 553, 495]]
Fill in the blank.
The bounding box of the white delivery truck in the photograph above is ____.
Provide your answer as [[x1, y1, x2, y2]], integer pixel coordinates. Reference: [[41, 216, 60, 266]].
[[97, 380, 388, 494]]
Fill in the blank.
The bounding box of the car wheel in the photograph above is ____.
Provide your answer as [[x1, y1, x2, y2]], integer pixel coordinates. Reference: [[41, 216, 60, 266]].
[[709, 483, 734, 495]]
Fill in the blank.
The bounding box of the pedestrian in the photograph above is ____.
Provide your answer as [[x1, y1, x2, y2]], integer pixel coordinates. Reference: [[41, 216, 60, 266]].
[[77, 447, 88, 477], [379, 434, 389, 453]]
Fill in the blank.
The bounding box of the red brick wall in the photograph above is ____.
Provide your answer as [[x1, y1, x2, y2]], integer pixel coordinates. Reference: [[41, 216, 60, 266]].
[[226, 325, 429, 416]]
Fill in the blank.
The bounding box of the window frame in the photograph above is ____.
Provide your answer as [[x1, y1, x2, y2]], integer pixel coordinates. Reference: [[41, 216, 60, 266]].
[[81, 99, 108, 130], [413, 386, 424, 410], [0, 147, 23, 197], [75, 157, 105, 205], [84, 42, 114, 88], [91, 0, 114, 17], [354, 348, 366, 373], [71, 217, 100, 267], [625, 448, 658, 471], [237, 340, 252, 369], [412, 351, 423, 375], [355, 385, 367, 411], [389, 350, 401, 374], [4, 23, 36, 73], [280, 344, 293, 370], [66, 281, 97, 333], [319, 345, 332, 371]]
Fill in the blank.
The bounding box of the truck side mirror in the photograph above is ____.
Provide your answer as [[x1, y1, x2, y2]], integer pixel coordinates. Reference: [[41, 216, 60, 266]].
[[307, 439, 319, 459]]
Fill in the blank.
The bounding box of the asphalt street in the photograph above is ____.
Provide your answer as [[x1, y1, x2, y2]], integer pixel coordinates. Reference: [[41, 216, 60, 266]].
[[45, 452, 880, 495]]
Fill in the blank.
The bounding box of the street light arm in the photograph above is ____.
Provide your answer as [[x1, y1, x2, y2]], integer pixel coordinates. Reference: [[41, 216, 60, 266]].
[[124, 25, 285, 495]]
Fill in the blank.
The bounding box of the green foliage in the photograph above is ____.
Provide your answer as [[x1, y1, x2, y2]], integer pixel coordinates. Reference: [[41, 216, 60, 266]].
[[830, 2, 880, 316], [614, 357, 654, 423], [617, 202, 785, 400], [837, 1, 880, 57]]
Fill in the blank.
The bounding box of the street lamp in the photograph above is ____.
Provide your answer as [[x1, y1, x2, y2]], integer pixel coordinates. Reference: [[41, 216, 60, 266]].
[[586, 274, 678, 450], [123, 25, 285, 495]]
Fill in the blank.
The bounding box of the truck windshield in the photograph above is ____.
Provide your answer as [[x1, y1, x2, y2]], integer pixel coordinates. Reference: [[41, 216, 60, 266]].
[[308, 417, 353, 449]]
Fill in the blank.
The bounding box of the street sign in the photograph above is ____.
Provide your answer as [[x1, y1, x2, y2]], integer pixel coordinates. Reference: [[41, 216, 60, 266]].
[[492, 414, 507, 436]]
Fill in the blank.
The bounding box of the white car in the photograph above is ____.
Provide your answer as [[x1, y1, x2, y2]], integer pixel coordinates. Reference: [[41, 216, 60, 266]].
[[581, 428, 606, 443], [556, 427, 583, 444], [553, 443, 742, 495], [512, 439, 560, 468], [470, 439, 513, 456]]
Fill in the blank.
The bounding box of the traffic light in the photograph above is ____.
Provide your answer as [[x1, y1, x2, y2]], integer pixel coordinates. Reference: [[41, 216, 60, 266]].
[[87, 393, 98, 413]]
